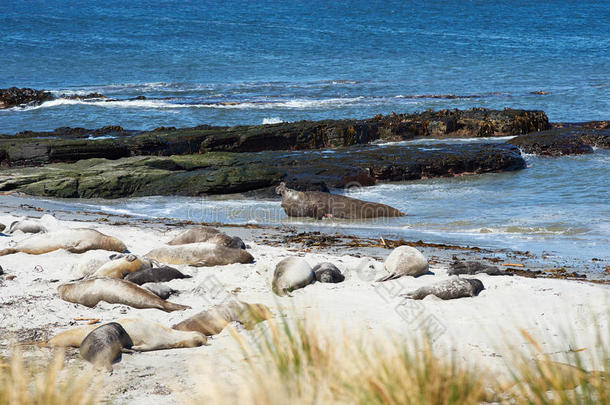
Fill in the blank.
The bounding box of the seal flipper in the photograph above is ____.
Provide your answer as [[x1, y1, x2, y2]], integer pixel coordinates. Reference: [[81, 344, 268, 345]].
[[0, 248, 17, 256], [376, 272, 400, 282]]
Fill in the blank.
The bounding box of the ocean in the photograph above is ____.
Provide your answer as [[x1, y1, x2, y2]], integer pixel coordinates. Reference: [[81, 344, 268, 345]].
[[0, 1, 608, 274]]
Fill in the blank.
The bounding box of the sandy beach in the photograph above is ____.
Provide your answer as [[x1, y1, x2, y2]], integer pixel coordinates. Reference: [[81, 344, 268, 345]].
[[1, 206, 608, 404]]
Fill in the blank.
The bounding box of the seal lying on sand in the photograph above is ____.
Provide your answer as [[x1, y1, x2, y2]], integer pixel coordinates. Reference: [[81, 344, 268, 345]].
[[141, 283, 177, 299], [58, 278, 190, 312], [448, 260, 509, 276], [145, 243, 254, 266], [7, 220, 47, 234], [312, 262, 345, 283], [276, 182, 405, 220], [80, 323, 133, 371], [124, 266, 191, 285], [173, 301, 272, 336], [272, 257, 315, 296], [91, 254, 152, 278], [168, 227, 246, 249], [0, 228, 127, 256], [401, 276, 484, 300], [48, 319, 207, 351], [377, 246, 429, 281]]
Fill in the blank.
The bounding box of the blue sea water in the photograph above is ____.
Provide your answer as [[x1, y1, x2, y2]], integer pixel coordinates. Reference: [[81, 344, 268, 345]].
[[0, 1, 608, 274]]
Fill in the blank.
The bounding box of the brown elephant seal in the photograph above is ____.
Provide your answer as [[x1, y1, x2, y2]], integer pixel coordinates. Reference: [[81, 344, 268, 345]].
[[401, 276, 484, 300], [80, 323, 133, 371], [168, 227, 246, 249], [141, 283, 177, 299], [275, 182, 405, 220], [0, 228, 127, 256], [47, 319, 206, 351], [377, 246, 429, 281], [145, 243, 254, 267], [124, 266, 191, 285], [173, 301, 272, 336], [448, 260, 509, 276], [272, 257, 315, 296], [58, 278, 190, 312], [7, 220, 47, 234], [91, 254, 151, 278], [312, 262, 345, 283]]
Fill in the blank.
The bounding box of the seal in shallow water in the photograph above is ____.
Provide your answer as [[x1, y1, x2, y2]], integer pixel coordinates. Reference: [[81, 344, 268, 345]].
[[0, 228, 127, 256], [377, 246, 429, 281], [312, 262, 345, 283], [401, 276, 484, 300], [58, 278, 190, 312], [168, 226, 246, 249], [173, 301, 272, 336], [144, 243, 254, 266], [272, 257, 315, 296], [80, 322, 133, 371], [275, 182, 405, 220]]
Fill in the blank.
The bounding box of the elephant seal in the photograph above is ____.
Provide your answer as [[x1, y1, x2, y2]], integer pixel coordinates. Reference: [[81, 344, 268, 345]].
[[275, 182, 405, 220], [145, 243, 254, 267], [58, 278, 190, 312], [91, 254, 151, 278], [7, 220, 47, 234], [377, 246, 429, 281], [168, 227, 246, 249], [173, 301, 272, 336], [448, 260, 509, 276], [0, 228, 127, 256], [47, 319, 206, 351], [141, 283, 177, 300], [312, 262, 345, 283], [401, 276, 484, 300], [0, 223, 5, 233], [124, 266, 191, 285], [272, 257, 315, 296], [80, 322, 133, 371]]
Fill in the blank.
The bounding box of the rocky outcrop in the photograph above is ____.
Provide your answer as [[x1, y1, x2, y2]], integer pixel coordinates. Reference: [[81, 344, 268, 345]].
[[0, 108, 548, 167], [0, 143, 526, 199], [508, 123, 609, 156], [0, 87, 53, 109]]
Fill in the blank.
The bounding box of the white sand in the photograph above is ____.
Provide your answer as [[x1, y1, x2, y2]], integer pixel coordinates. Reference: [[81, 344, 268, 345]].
[[0, 213, 608, 404]]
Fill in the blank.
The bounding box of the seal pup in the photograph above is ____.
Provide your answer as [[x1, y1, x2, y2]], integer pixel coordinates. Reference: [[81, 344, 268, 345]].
[[145, 243, 254, 266], [124, 266, 191, 285], [448, 260, 509, 276], [7, 220, 47, 234], [58, 278, 190, 312], [275, 182, 405, 220], [47, 319, 206, 351], [168, 227, 246, 249], [0, 228, 127, 256], [173, 301, 272, 336], [401, 276, 484, 300], [312, 262, 345, 283], [91, 254, 151, 278], [80, 322, 133, 371], [272, 257, 315, 296], [141, 283, 177, 300], [377, 246, 429, 281]]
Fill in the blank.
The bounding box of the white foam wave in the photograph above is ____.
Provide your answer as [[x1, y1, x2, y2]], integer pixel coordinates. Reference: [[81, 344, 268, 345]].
[[262, 117, 284, 124]]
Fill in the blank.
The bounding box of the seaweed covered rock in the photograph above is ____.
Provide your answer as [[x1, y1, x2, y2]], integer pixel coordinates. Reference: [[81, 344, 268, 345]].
[[0, 87, 53, 109]]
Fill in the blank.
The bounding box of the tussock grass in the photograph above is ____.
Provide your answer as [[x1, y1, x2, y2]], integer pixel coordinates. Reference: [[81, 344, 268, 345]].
[[0, 349, 100, 405]]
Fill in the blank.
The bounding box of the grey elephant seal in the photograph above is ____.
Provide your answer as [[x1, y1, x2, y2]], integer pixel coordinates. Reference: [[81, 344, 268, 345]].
[[173, 301, 272, 336], [58, 278, 190, 312], [312, 262, 345, 283], [145, 243, 254, 266], [168, 227, 246, 249], [449, 260, 509, 276], [48, 318, 206, 351], [141, 283, 177, 300], [80, 322, 133, 371], [0, 223, 5, 233], [0, 228, 127, 256], [401, 276, 484, 300], [272, 257, 315, 296], [377, 246, 429, 281], [7, 220, 47, 234], [276, 182, 405, 220], [124, 266, 191, 285]]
